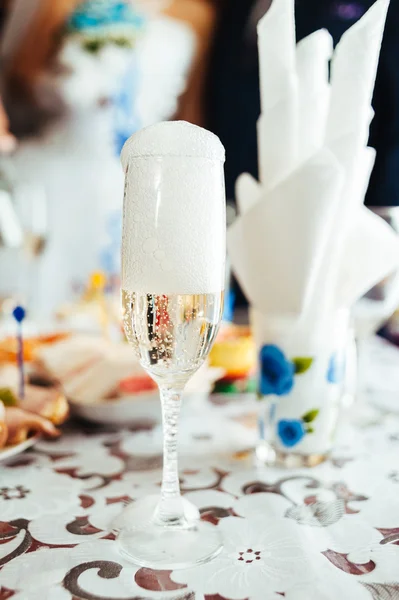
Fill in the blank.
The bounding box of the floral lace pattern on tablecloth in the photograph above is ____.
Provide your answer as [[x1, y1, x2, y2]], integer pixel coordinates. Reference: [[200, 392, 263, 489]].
[[0, 399, 399, 600]]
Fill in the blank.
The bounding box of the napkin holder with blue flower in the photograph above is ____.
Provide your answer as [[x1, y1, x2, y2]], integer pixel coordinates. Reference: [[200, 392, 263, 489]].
[[252, 309, 349, 463], [227, 0, 399, 464]]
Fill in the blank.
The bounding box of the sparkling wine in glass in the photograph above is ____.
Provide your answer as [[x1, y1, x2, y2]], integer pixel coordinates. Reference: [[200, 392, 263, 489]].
[[117, 121, 226, 569]]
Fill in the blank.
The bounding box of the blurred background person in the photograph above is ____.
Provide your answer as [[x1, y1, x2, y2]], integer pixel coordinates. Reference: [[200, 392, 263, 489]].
[[0, 96, 16, 153], [0, 0, 210, 318], [0, 0, 146, 316]]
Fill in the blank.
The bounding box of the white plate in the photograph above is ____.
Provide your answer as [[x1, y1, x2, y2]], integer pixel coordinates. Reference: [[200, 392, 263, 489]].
[[68, 364, 223, 426], [70, 391, 209, 426], [0, 435, 39, 463]]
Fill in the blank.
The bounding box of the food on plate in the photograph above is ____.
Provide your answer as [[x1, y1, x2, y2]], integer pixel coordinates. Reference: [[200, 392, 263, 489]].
[[34, 334, 225, 406], [20, 385, 69, 425], [35, 335, 111, 381], [210, 324, 257, 393], [210, 325, 256, 376], [0, 364, 68, 448], [4, 407, 60, 445], [62, 351, 144, 404], [119, 374, 158, 395], [0, 332, 69, 364], [36, 336, 145, 403]]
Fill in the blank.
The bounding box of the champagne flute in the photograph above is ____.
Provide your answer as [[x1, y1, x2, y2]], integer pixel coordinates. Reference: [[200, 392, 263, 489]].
[[117, 121, 226, 569]]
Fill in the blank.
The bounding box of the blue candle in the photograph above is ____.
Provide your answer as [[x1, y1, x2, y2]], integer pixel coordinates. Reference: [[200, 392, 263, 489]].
[[12, 305, 26, 399]]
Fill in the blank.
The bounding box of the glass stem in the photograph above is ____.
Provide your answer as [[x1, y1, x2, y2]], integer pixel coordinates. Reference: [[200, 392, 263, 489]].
[[156, 385, 185, 527]]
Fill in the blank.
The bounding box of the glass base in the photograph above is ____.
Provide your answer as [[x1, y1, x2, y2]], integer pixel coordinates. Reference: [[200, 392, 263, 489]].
[[112, 494, 200, 532], [114, 494, 223, 569], [256, 441, 328, 468], [118, 519, 222, 570]]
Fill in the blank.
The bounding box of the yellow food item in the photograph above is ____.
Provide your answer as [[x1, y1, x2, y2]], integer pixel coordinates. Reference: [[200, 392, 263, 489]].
[[209, 334, 256, 378], [90, 271, 107, 291]]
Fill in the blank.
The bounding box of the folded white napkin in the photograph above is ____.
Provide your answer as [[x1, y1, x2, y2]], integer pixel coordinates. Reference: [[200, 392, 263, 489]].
[[256, 0, 297, 188], [228, 0, 398, 324], [296, 30, 332, 162], [229, 149, 343, 315], [326, 0, 389, 161]]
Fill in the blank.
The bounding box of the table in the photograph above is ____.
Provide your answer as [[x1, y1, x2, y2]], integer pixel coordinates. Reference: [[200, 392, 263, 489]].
[[1, 388, 399, 600]]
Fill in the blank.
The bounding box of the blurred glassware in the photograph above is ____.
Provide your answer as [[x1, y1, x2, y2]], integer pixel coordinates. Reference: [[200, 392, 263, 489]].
[[255, 308, 351, 468], [353, 207, 399, 339], [0, 154, 24, 317], [342, 320, 357, 410], [18, 182, 49, 318], [0, 155, 23, 250], [353, 207, 399, 406], [0, 154, 48, 319], [17, 182, 48, 259]]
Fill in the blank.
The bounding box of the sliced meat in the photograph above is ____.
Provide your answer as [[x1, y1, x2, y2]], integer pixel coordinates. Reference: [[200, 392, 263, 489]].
[[34, 336, 110, 381], [20, 385, 69, 425], [5, 407, 60, 445], [64, 345, 142, 404], [119, 374, 157, 395]]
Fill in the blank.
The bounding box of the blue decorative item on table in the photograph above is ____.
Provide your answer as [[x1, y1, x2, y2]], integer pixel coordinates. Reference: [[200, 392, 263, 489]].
[[12, 306, 26, 324]]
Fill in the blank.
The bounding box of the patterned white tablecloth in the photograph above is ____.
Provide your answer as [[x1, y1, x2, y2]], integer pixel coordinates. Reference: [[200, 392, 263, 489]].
[[0, 383, 399, 600]]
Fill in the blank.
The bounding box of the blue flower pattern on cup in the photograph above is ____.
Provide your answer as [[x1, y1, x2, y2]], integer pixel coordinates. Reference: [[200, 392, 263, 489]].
[[259, 345, 295, 396], [277, 409, 320, 448], [277, 420, 306, 447], [258, 344, 320, 448], [259, 345, 314, 397]]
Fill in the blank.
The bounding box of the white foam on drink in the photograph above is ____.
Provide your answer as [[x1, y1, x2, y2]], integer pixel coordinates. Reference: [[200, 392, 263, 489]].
[[121, 121, 226, 295], [121, 121, 225, 168]]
